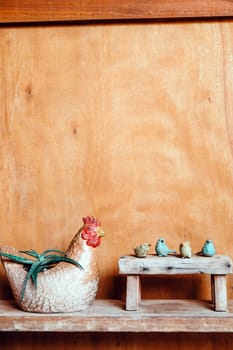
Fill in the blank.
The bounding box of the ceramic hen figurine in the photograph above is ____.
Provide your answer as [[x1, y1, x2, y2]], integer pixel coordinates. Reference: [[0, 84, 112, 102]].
[[200, 239, 216, 257], [179, 241, 192, 258], [0, 216, 105, 313], [155, 238, 176, 257], [134, 243, 151, 258]]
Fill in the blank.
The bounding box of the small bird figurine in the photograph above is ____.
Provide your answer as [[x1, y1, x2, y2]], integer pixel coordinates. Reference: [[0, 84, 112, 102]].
[[179, 241, 192, 258], [200, 239, 216, 257], [134, 243, 151, 258], [155, 238, 176, 257]]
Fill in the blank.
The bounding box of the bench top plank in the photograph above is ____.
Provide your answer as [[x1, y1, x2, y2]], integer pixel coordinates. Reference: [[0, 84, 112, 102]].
[[119, 254, 233, 275]]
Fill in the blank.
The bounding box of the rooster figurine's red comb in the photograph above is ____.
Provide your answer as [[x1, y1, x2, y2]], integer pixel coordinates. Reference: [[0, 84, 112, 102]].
[[82, 216, 101, 226], [81, 216, 105, 248]]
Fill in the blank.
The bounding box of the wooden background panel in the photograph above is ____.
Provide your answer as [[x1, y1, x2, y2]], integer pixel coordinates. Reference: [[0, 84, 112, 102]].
[[1, 0, 233, 23], [1, 21, 233, 305]]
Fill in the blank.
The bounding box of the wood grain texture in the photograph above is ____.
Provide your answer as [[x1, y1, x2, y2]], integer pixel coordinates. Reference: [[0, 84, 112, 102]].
[[1, 299, 233, 332], [126, 275, 141, 310], [1, 18, 233, 323], [220, 21, 233, 161], [119, 254, 233, 275], [213, 275, 228, 310], [1, 332, 233, 350], [0, 0, 233, 23]]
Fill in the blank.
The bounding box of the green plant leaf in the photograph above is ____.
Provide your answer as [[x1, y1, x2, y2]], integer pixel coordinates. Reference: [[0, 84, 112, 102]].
[[20, 261, 41, 301], [37, 256, 83, 270], [42, 249, 66, 256], [0, 252, 34, 264], [20, 250, 41, 260], [30, 264, 46, 288]]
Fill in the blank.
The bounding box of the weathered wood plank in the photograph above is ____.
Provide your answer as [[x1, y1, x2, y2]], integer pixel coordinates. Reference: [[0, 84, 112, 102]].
[[1, 299, 233, 332], [119, 255, 233, 275], [213, 275, 228, 311], [126, 276, 141, 310], [1, 0, 233, 23]]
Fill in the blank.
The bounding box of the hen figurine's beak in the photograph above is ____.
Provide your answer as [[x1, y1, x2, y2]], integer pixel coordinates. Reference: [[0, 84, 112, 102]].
[[96, 227, 105, 237]]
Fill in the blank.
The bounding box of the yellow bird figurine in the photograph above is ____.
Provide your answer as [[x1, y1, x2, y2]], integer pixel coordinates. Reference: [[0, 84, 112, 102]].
[[134, 243, 151, 258], [179, 241, 192, 258]]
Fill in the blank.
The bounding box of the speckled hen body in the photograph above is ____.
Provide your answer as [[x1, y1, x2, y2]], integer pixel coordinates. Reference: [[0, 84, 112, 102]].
[[0, 216, 104, 313]]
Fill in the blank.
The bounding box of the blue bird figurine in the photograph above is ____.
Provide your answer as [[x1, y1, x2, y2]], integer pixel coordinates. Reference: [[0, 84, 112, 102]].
[[155, 238, 176, 257], [201, 239, 216, 257]]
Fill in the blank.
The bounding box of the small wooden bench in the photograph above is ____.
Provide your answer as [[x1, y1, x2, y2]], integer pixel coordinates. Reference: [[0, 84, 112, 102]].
[[118, 254, 232, 311]]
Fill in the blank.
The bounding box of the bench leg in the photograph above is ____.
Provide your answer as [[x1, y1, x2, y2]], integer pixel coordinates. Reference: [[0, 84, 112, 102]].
[[126, 275, 141, 311], [212, 275, 227, 311]]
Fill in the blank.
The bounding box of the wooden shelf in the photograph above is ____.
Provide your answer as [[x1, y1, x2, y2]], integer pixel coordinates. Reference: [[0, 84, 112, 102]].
[[1, 299, 233, 333]]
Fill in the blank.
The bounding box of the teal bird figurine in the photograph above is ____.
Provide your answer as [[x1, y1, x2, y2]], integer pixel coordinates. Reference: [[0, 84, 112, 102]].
[[134, 243, 151, 258], [179, 241, 192, 258], [155, 238, 176, 257], [201, 239, 216, 257]]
